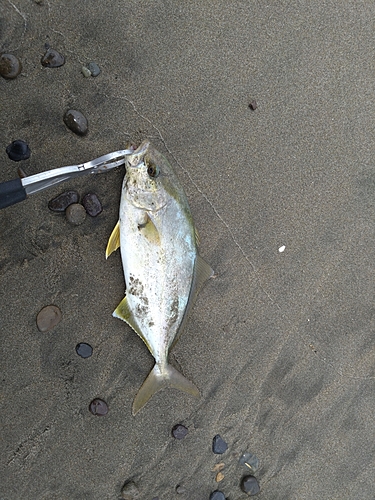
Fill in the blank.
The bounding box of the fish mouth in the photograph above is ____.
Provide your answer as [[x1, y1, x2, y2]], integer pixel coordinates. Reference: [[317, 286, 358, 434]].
[[126, 140, 150, 169]]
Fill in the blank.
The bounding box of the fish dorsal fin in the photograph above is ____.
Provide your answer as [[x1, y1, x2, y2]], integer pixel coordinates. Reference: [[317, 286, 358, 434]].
[[106, 221, 120, 259], [138, 214, 160, 246], [194, 254, 214, 294], [113, 295, 153, 354], [171, 254, 214, 349]]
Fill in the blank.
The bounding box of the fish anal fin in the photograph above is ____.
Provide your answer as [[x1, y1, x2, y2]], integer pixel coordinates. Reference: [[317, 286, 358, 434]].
[[113, 296, 152, 353], [106, 221, 120, 259], [194, 227, 200, 247], [132, 363, 199, 415], [138, 214, 160, 245]]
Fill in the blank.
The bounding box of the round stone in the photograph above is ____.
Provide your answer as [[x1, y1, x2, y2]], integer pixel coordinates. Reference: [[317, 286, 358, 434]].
[[81, 66, 91, 77], [63, 109, 88, 136], [82, 193, 102, 217], [36, 305, 62, 332], [65, 203, 86, 225], [89, 398, 108, 416], [175, 485, 186, 494], [171, 424, 188, 439], [241, 475, 260, 495], [41, 48, 65, 68], [0, 53, 22, 79], [212, 434, 228, 454], [121, 480, 139, 499], [75, 343, 93, 358], [48, 190, 79, 212], [6, 140, 30, 161], [87, 62, 100, 76], [209, 491, 226, 500]]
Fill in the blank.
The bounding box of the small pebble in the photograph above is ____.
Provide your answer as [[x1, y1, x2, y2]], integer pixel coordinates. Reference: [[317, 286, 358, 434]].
[[41, 48, 65, 68], [212, 435, 228, 454], [212, 463, 225, 472], [17, 166, 27, 178], [121, 480, 139, 499], [6, 140, 31, 161], [88, 62, 100, 77], [36, 305, 62, 332], [0, 53, 22, 79], [81, 66, 91, 78], [241, 475, 260, 495], [216, 472, 224, 482], [89, 398, 108, 416], [63, 109, 88, 136], [48, 190, 79, 212], [75, 343, 93, 358], [239, 452, 260, 474], [65, 203, 86, 225], [172, 424, 188, 439], [176, 485, 186, 494], [249, 100, 257, 110], [82, 193, 102, 217], [209, 491, 225, 500]]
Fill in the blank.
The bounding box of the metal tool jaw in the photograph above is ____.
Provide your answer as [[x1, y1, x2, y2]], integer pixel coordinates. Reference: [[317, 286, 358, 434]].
[[0, 148, 134, 209]]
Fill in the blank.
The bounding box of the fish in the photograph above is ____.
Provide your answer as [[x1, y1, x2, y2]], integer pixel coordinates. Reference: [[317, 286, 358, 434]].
[[106, 140, 214, 415]]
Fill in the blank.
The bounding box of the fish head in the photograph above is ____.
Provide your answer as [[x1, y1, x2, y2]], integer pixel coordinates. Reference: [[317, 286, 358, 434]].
[[123, 140, 180, 212]]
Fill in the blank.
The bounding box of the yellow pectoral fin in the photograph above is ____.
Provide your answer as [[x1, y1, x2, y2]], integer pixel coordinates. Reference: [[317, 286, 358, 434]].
[[138, 214, 160, 246], [106, 221, 120, 259]]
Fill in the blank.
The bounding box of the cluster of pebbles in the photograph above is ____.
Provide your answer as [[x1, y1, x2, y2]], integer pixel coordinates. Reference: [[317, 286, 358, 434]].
[[48, 190, 102, 225], [2, 46, 99, 144], [121, 431, 261, 499]]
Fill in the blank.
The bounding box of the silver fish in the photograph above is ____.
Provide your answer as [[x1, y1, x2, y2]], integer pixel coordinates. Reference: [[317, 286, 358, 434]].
[[106, 141, 213, 415]]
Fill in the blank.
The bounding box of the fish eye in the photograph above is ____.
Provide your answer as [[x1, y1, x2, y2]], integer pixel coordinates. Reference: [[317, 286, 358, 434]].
[[147, 162, 160, 178]]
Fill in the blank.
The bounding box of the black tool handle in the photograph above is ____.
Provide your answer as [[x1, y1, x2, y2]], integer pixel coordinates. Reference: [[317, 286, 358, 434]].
[[0, 178, 27, 209]]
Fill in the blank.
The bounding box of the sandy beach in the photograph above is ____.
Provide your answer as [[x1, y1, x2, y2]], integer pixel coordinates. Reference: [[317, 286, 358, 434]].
[[1, 1, 375, 498]]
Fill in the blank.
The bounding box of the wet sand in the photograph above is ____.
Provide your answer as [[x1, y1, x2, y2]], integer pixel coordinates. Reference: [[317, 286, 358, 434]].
[[1, 1, 375, 499]]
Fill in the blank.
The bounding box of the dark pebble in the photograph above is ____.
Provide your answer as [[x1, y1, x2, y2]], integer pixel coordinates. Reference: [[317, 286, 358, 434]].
[[209, 491, 226, 500], [82, 193, 102, 217], [0, 53, 22, 79], [65, 203, 86, 225], [89, 398, 108, 416], [75, 343, 93, 358], [41, 48, 65, 68], [36, 305, 62, 332], [48, 190, 79, 212], [249, 100, 257, 110], [212, 434, 228, 454], [172, 424, 188, 439], [241, 475, 260, 495], [63, 109, 88, 136], [88, 61, 100, 76], [6, 140, 30, 161], [121, 480, 139, 499]]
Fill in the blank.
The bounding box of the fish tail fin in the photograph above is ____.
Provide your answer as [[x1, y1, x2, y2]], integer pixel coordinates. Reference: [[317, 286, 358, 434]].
[[132, 363, 200, 416]]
